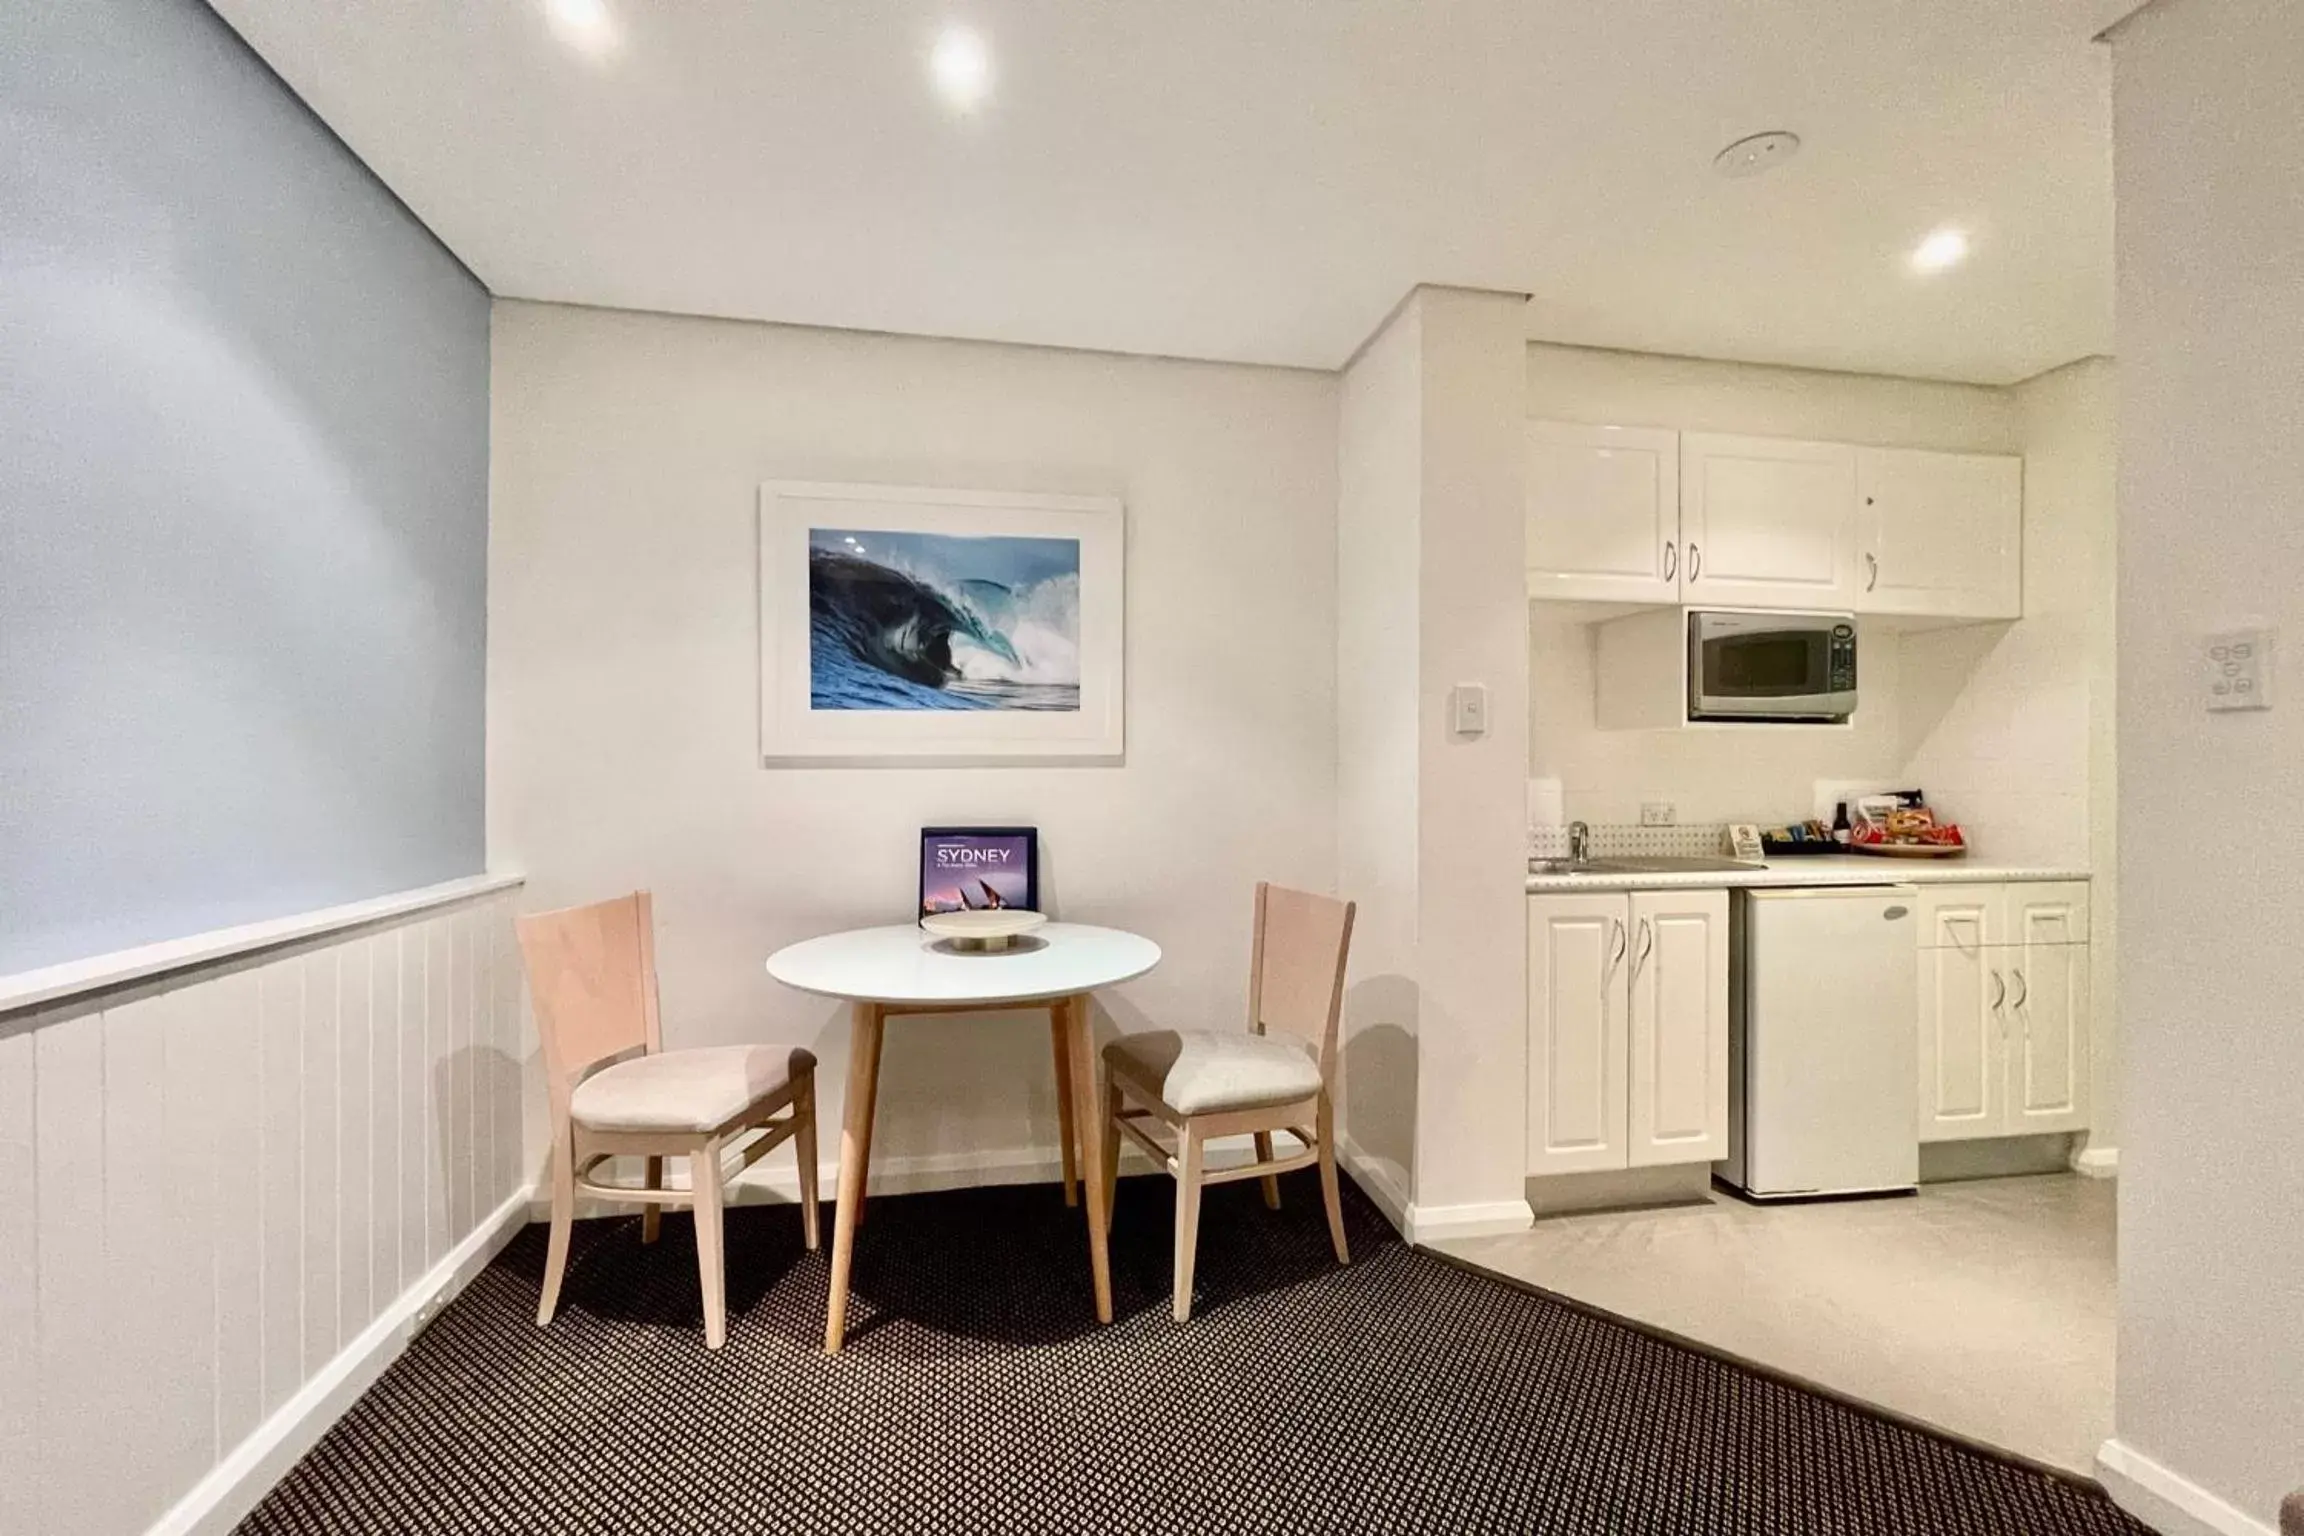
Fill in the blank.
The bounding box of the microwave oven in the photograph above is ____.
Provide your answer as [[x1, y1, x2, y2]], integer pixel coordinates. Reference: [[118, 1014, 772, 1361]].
[[1687, 610, 1857, 723]]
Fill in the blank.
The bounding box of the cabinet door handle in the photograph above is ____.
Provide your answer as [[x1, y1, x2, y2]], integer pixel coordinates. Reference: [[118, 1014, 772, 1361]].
[[2010, 968, 2028, 1012], [1663, 540, 1677, 582], [1865, 552, 1879, 591], [1989, 970, 2005, 1011], [1631, 917, 1654, 980], [1688, 542, 1702, 581], [1608, 917, 1627, 974]]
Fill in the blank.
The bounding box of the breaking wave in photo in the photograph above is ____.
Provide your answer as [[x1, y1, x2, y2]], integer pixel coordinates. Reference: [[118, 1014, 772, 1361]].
[[809, 547, 1082, 712]]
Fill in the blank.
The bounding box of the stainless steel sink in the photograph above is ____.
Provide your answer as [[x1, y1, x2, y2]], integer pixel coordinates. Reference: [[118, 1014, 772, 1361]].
[[1528, 857, 1641, 876], [1603, 855, 1763, 874], [1529, 855, 1759, 877]]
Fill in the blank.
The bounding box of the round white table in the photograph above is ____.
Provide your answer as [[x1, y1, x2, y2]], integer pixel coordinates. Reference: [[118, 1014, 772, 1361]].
[[766, 922, 1161, 1351]]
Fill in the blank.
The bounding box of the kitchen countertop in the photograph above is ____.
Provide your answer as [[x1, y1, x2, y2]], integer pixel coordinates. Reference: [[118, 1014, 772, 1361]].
[[1526, 854, 2090, 894]]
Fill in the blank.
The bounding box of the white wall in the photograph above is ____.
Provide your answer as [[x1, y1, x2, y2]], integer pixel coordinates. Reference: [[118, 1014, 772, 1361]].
[[1335, 298, 1424, 1211], [1410, 291, 1536, 1223], [1333, 288, 1532, 1235], [2105, 0, 2304, 1528], [0, 887, 526, 1536], [488, 301, 1340, 1190]]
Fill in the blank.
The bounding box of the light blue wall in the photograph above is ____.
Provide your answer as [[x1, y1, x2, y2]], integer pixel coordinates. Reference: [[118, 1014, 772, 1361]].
[[0, 0, 490, 973]]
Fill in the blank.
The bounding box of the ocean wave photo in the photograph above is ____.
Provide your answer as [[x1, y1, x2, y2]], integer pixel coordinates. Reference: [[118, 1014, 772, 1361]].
[[808, 528, 1082, 712]]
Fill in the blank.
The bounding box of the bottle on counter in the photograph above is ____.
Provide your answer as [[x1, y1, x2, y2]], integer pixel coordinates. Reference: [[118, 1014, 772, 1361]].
[[1832, 801, 1852, 846]]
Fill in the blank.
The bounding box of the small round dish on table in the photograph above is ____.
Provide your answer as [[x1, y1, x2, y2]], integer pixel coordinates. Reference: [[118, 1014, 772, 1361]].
[[920, 909, 1049, 951], [765, 921, 1161, 1352]]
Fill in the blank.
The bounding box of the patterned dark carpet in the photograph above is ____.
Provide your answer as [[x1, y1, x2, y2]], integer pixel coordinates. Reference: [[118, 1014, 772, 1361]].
[[240, 1172, 2148, 1534]]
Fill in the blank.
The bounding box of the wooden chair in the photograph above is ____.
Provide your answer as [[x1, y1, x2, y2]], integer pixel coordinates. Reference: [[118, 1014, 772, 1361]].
[[518, 892, 820, 1349], [1101, 882, 1356, 1322]]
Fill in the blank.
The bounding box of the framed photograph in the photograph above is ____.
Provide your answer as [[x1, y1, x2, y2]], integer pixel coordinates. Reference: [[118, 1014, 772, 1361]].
[[919, 827, 1039, 919], [759, 480, 1124, 765]]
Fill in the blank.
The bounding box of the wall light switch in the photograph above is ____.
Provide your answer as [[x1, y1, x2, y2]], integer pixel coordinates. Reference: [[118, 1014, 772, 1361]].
[[2205, 627, 2274, 712], [1449, 683, 1489, 737]]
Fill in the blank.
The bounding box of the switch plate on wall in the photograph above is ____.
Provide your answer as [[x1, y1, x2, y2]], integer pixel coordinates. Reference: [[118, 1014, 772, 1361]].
[[1640, 802, 1677, 826], [1449, 683, 1489, 736], [2205, 627, 2274, 712]]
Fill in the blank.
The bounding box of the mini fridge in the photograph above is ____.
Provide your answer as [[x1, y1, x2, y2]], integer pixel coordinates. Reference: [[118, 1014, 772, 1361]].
[[1721, 885, 1920, 1200]]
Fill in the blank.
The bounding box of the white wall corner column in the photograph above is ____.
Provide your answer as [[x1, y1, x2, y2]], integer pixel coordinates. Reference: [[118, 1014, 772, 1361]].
[[2105, 1, 2304, 1532], [1337, 285, 1534, 1244]]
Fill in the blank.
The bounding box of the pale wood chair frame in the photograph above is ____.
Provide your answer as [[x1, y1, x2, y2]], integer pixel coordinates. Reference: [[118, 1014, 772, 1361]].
[[520, 892, 821, 1350], [1101, 883, 1356, 1322]]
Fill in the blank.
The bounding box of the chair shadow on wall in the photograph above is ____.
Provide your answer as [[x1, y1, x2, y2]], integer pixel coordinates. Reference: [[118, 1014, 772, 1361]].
[[430, 1040, 528, 1228], [1339, 975, 1419, 1210]]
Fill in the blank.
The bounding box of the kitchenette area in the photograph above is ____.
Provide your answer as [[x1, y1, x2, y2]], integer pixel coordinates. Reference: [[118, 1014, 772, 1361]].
[[1440, 344, 2118, 1479]]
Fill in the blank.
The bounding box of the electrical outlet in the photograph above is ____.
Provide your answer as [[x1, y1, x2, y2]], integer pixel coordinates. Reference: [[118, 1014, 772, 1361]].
[[2206, 627, 2274, 712], [1640, 802, 1677, 826]]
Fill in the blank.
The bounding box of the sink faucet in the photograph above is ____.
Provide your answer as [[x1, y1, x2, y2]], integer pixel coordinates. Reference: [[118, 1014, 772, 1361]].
[[1569, 820, 1591, 865]]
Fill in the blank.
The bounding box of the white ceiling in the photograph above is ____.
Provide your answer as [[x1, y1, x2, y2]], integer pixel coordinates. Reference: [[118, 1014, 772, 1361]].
[[208, 1, 2127, 383]]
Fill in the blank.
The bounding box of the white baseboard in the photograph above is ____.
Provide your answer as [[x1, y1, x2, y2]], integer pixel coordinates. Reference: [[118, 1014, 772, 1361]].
[[2072, 1144, 2120, 1178], [1407, 1197, 1536, 1244], [147, 1185, 536, 1536], [1329, 1138, 1536, 1245], [2097, 1438, 2276, 1536], [1337, 1134, 1411, 1237]]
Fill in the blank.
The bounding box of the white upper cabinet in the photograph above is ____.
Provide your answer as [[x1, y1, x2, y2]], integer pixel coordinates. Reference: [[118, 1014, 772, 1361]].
[[1525, 422, 1682, 603], [1679, 434, 1861, 608], [1855, 448, 2023, 618]]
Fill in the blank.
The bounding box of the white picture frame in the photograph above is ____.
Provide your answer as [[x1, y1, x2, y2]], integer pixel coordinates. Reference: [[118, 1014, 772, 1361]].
[[758, 480, 1125, 765]]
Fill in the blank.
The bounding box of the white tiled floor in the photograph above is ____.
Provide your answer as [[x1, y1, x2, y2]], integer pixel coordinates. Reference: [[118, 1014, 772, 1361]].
[[1436, 1174, 2115, 1475]]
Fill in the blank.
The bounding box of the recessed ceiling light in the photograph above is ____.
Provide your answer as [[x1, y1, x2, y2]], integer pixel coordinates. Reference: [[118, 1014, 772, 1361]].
[[544, 0, 617, 56], [1910, 228, 1971, 274], [1712, 130, 1801, 179], [930, 26, 992, 112]]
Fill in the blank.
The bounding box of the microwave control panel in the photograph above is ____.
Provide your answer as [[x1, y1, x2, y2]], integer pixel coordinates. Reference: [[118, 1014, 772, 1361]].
[[1828, 623, 1858, 690]]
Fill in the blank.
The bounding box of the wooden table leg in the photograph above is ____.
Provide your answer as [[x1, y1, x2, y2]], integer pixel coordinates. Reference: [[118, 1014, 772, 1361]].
[[1050, 1009, 1080, 1206], [1062, 992, 1114, 1324], [825, 1001, 885, 1354]]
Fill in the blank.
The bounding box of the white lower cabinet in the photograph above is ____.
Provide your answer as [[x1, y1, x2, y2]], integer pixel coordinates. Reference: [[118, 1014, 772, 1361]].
[[2006, 931, 2091, 1134], [1526, 894, 1630, 1174], [1916, 881, 2091, 1142], [1528, 889, 1728, 1176], [1917, 937, 2001, 1139]]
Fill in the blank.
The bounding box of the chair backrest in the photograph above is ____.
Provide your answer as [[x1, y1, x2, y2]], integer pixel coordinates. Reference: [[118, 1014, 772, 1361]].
[[516, 892, 662, 1104], [1248, 882, 1356, 1079]]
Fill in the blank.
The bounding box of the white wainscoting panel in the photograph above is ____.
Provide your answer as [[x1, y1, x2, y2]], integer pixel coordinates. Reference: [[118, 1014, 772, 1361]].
[[0, 883, 528, 1536]]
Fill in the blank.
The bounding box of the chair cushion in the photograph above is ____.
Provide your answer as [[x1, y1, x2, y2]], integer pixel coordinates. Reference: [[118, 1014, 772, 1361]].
[[571, 1045, 814, 1133], [1104, 1029, 1322, 1116]]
